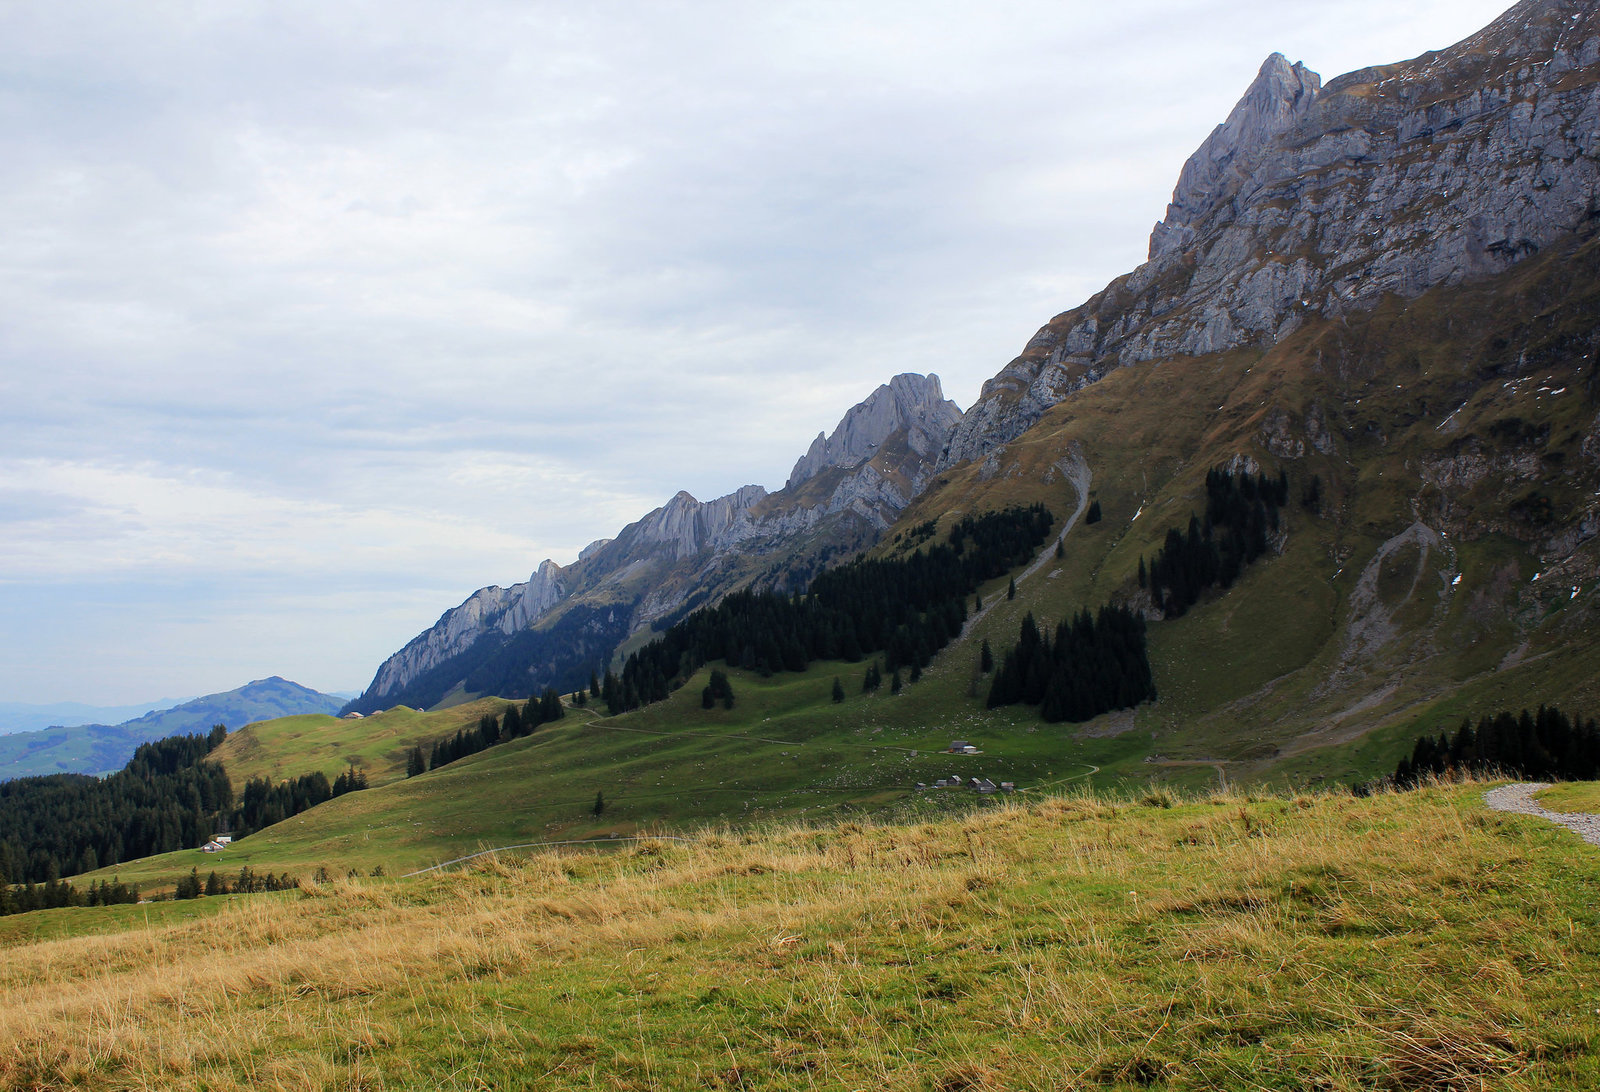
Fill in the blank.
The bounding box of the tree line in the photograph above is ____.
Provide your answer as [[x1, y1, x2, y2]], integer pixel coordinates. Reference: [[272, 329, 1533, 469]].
[[406, 690, 567, 776], [0, 726, 234, 885], [0, 721, 377, 886], [597, 505, 1056, 715], [232, 764, 368, 838], [1393, 706, 1600, 786], [0, 874, 140, 917], [984, 606, 1155, 722], [1139, 469, 1289, 618], [173, 865, 300, 900]]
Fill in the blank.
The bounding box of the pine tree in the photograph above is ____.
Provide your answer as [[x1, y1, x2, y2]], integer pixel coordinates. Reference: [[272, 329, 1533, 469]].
[[1007, 577, 1016, 601], [831, 677, 845, 703], [590, 671, 602, 699], [592, 791, 605, 816], [1085, 500, 1102, 524], [980, 639, 993, 673], [890, 669, 903, 695]]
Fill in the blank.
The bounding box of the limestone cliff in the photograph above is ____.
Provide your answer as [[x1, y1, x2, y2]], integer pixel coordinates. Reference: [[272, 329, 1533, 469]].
[[347, 374, 964, 712], [943, 0, 1600, 466], [787, 374, 963, 489]]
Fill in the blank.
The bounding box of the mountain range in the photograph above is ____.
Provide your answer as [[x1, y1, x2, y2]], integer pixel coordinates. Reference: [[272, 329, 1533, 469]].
[[0, 677, 345, 780], [346, 0, 1600, 774]]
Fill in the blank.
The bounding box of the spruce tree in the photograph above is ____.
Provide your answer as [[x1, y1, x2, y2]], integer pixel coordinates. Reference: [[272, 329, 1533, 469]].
[[592, 791, 605, 816], [1007, 576, 1016, 601], [832, 677, 845, 703], [406, 746, 426, 778], [980, 639, 993, 673], [890, 669, 903, 695]]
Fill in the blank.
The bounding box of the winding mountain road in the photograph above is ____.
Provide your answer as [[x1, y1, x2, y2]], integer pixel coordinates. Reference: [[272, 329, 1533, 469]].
[[962, 450, 1091, 636]]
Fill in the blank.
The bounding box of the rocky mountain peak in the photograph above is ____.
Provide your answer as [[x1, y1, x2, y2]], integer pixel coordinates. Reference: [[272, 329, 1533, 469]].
[[787, 373, 964, 489], [940, 0, 1600, 469], [1149, 53, 1322, 261]]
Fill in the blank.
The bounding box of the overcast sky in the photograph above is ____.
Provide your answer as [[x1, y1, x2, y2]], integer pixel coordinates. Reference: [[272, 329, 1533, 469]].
[[1, 0, 1513, 705]]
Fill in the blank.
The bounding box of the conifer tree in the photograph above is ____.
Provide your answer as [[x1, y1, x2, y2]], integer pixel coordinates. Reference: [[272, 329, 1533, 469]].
[[980, 639, 993, 673], [406, 746, 426, 778], [1007, 576, 1016, 600], [890, 669, 903, 695], [592, 791, 605, 816], [832, 677, 845, 703]]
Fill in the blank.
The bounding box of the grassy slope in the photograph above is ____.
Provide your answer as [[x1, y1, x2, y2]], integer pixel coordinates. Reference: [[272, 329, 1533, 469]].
[[79, 658, 1144, 892], [211, 698, 516, 789], [6, 782, 1599, 1090], [886, 230, 1600, 791], [70, 231, 1600, 895], [1535, 781, 1600, 813], [81, 234, 1600, 892]]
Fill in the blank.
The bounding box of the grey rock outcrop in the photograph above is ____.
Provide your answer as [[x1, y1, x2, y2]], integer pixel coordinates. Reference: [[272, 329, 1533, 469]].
[[787, 374, 964, 488], [366, 560, 568, 701], [354, 373, 964, 709], [943, 0, 1600, 467]]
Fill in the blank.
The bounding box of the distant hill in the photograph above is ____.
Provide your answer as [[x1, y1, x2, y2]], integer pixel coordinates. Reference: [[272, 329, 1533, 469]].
[[0, 677, 344, 780]]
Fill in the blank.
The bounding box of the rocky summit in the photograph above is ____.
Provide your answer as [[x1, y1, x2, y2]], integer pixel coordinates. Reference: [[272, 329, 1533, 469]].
[[943, 0, 1600, 467], [347, 374, 966, 713]]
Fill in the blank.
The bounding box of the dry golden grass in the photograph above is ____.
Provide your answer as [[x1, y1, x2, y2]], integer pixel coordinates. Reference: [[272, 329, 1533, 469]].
[[1, 782, 1596, 1089]]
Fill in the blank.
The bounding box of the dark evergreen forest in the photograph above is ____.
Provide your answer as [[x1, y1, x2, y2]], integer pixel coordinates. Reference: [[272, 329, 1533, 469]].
[[231, 763, 368, 838], [426, 689, 565, 772], [985, 607, 1156, 722], [600, 505, 1055, 714], [0, 727, 233, 885], [1394, 706, 1600, 786], [1141, 469, 1289, 618]]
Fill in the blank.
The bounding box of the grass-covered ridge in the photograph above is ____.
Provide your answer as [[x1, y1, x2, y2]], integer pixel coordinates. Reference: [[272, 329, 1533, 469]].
[[4, 780, 1597, 1090]]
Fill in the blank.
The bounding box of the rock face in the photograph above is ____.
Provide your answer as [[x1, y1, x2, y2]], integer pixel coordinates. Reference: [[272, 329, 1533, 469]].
[[348, 374, 964, 711], [943, 0, 1600, 467], [366, 560, 569, 701], [787, 374, 964, 489]]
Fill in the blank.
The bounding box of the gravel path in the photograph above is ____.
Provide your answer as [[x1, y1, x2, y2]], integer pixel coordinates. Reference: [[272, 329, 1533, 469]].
[[1483, 782, 1600, 847]]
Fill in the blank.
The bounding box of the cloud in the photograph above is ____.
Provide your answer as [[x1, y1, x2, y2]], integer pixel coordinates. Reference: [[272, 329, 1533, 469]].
[[0, 0, 1513, 701]]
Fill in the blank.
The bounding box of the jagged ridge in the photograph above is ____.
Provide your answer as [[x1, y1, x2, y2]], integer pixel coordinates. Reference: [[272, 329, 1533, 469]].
[[944, 0, 1600, 466], [348, 374, 964, 712]]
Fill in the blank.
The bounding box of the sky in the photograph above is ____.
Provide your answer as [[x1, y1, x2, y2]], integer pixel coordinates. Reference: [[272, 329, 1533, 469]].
[[1, 0, 1515, 705]]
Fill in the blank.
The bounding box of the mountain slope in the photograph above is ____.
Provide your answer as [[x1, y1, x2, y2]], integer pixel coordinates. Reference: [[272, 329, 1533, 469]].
[[84, 0, 1600, 895], [944, 0, 1600, 466], [0, 677, 345, 779], [347, 373, 964, 714]]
